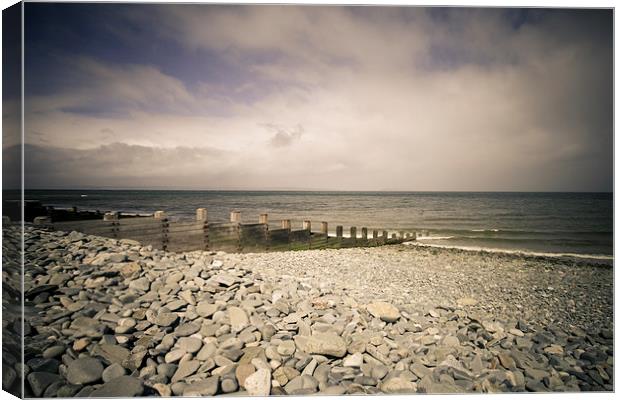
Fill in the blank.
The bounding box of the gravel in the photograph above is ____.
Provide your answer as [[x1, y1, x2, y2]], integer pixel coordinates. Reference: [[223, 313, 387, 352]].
[[3, 225, 613, 396]]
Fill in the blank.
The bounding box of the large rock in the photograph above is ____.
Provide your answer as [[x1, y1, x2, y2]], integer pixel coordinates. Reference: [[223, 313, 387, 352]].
[[182, 377, 219, 396], [294, 333, 346, 357], [196, 302, 218, 318], [128, 277, 150, 292], [175, 322, 200, 336], [284, 375, 319, 394], [172, 360, 200, 383], [92, 344, 130, 365], [366, 302, 400, 322], [244, 368, 271, 396], [380, 377, 418, 393], [228, 307, 249, 332], [89, 375, 144, 397], [27, 372, 62, 397], [155, 312, 179, 327], [102, 363, 126, 383], [66, 357, 104, 385]]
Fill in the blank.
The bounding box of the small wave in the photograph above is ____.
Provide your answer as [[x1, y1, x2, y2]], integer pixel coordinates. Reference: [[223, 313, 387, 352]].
[[403, 241, 614, 261], [471, 229, 500, 232], [416, 236, 454, 240]]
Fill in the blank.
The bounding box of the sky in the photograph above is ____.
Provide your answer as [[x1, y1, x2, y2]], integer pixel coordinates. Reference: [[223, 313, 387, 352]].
[[10, 4, 613, 191]]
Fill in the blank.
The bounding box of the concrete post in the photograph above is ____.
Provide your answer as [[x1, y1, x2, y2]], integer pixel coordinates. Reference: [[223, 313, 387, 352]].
[[281, 219, 291, 230], [361, 227, 368, 240], [259, 214, 268, 224], [373, 230, 378, 239], [230, 211, 241, 223], [103, 212, 119, 221], [321, 222, 328, 236], [196, 208, 208, 222], [303, 220, 311, 231], [350, 227, 357, 241], [154, 211, 167, 220]]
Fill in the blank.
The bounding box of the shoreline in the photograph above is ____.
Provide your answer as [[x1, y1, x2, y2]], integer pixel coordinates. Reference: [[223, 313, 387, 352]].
[[6, 226, 614, 396], [403, 241, 614, 265]]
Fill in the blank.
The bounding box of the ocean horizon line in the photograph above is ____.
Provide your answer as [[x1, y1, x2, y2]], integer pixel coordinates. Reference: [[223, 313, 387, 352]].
[[18, 188, 614, 194]]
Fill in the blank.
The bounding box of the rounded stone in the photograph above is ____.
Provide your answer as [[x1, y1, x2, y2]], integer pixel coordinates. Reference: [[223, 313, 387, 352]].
[[66, 357, 104, 385], [221, 377, 239, 393]]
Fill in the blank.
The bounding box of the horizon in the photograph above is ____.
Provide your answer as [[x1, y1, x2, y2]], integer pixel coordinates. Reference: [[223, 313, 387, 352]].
[[17, 188, 614, 194], [4, 4, 613, 192]]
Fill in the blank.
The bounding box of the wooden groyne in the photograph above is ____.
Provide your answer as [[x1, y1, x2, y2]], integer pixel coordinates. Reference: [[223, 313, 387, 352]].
[[34, 209, 417, 253]]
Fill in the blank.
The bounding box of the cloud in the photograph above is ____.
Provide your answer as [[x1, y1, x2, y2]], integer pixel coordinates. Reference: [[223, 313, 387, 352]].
[[263, 124, 304, 147], [21, 6, 613, 191]]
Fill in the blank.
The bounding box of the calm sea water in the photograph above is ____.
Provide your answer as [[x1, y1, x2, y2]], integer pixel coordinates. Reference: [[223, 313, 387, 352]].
[[24, 190, 613, 257]]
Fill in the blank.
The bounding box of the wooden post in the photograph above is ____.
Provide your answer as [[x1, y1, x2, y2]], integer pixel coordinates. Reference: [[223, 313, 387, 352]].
[[153, 211, 168, 250], [392, 233, 397, 239], [33, 216, 52, 225], [281, 219, 291, 250], [230, 211, 241, 223], [195, 208, 208, 250], [383, 230, 388, 244], [103, 212, 118, 221], [303, 220, 311, 231], [373, 230, 378, 239], [336, 225, 343, 246], [196, 208, 207, 221], [361, 227, 368, 240], [350, 227, 357, 243], [321, 222, 328, 236], [259, 213, 268, 224]]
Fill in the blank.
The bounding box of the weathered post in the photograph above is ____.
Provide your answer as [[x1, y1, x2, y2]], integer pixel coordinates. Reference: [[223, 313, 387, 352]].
[[392, 233, 397, 239], [383, 230, 388, 244], [103, 212, 119, 221], [153, 211, 168, 250], [196, 208, 208, 250], [303, 220, 311, 231], [336, 225, 343, 247], [320, 221, 329, 247], [281, 219, 292, 250], [373, 230, 378, 239], [230, 211, 241, 223], [361, 227, 368, 240], [196, 208, 208, 221], [399, 231, 405, 240], [350, 227, 357, 243], [259, 214, 269, 251], [33, 216, 52, 225]]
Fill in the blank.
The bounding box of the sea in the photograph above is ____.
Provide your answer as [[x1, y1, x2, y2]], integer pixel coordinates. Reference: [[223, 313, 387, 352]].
[[24, 190, 613, 259]]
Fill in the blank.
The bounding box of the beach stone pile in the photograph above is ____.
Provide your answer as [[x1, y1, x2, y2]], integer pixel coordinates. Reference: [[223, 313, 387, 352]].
[[9, 226, 615, 396]]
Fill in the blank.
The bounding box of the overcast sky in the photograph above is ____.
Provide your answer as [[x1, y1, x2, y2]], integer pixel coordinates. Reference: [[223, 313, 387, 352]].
[[17, 4, 613, 191]]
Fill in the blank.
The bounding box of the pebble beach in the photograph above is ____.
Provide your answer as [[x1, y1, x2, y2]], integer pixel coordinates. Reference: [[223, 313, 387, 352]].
[[2, 225, 614, 396]]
